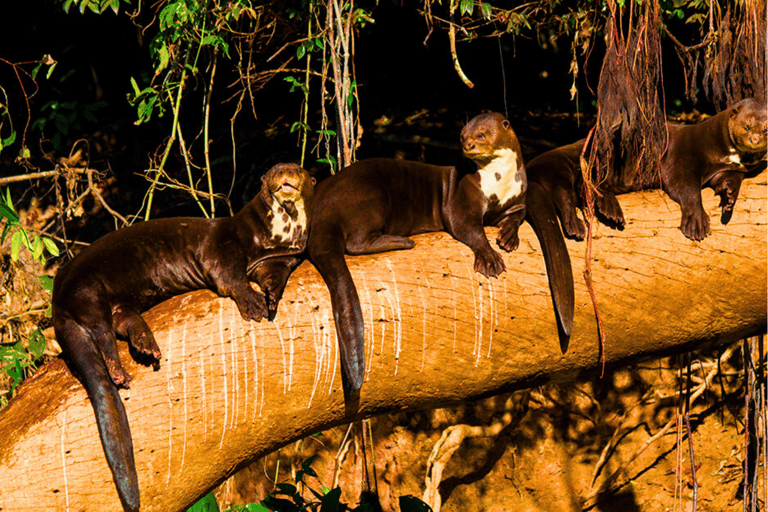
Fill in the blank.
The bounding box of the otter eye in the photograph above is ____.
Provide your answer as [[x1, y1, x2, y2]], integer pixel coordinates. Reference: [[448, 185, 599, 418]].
[[745, 123, 752, 131], [477, 133, 486, 141]]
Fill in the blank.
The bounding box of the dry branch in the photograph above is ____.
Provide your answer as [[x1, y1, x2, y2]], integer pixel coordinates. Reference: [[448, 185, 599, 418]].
[[0, 172, 765, 511]]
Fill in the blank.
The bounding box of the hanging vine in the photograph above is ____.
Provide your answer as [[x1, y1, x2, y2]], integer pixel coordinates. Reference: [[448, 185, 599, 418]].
[[703, 0, 767, 107]]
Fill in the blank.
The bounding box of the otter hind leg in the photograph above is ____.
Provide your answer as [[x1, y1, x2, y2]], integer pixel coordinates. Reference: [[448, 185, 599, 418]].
[[594, 189, 626, 229], [54, 316, 140, 511], [709, 171, 744, 225], [113, 306, 162, 362], [60, 299, 132, 387]]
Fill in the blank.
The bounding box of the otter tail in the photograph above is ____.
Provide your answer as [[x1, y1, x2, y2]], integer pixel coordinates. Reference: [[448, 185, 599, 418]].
[[308, 226, 365, 406], [55, 319, 140, 512], [526, 181, 575, 352]]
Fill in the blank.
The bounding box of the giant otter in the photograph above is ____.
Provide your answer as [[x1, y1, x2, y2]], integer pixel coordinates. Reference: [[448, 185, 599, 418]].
[[52, 163, 315, 512], [528, 98, 767, 241], [309, 113, 574, 403]]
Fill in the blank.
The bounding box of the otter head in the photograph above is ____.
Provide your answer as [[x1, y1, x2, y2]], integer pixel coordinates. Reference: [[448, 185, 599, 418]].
[[461, 112, 526, 206], [460, 112, 521, 167], [261, 163, 316, 246], [728, 98, 767, 156], [262, 163, 316, 214]]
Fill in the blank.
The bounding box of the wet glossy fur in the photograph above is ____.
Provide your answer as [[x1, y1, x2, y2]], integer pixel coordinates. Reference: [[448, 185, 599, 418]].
[[528, 98, 767, 241], [309, 113, 573, 404], [52, 164, 314, 511]]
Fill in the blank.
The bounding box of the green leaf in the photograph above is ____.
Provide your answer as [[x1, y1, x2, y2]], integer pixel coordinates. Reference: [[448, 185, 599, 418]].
[[10, 229, 22, 261], [0, 202, 19, 224], [130, 77, 141, 97], [3, 188, 18, 214], [296, 44, 306, 60], [186, 492, 220, 512], [301, 455, 318, 477], [157, 44, 170, 73], [62, 0, 75, 13], [275, 483, 297, 496], [32, 235, 44, 262], [38, 274, 54, 293], [42, 237, 59, 257], [28, 328, 47, 359], [1, 224, 11, 245], [347, 79, 356, 108], [260, 495, 299, 512], [460, 0, 473, 16], [18, 227, 31, 250], [319, 487, 341, 512], [2, 129, 17, 148], [398, 496, 433, 512], [245, 504, 270, 512], [480, 2, 491, 19], [19, 146, 31, 159], [46, 61, 57, 80]]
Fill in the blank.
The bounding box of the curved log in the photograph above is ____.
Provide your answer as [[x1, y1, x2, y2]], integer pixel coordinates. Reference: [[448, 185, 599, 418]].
[[0, 172, 765, 511]]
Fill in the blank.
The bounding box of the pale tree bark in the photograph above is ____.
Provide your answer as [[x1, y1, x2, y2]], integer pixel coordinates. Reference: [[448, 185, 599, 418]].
[[0, 172, 765, 511]]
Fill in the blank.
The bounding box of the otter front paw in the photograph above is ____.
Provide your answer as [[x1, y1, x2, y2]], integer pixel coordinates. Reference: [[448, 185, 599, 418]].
[[131, 330, 162, 361], [261, 277, 287, 321], [474, 249, 506, 278], [496, 230, 520, 252], [234, 290, 269, 322], [680, 208, 710, 241]]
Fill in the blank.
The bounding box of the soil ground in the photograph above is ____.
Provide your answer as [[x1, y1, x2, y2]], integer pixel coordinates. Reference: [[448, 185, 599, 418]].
[[214, 343, 759, 512]]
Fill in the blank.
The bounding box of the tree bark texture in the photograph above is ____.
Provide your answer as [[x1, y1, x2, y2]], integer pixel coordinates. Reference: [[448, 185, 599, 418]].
[[0, 172, 765, 511]]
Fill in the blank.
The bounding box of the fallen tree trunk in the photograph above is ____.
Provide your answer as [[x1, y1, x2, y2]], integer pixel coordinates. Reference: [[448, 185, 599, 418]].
[[0, 172, 765, 511]]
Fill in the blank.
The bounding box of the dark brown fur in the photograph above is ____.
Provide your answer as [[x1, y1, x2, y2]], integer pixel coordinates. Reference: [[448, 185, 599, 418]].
[[528, 98, 767, 241], [52, 163, 314, 511], [309, 113, 573, 403]]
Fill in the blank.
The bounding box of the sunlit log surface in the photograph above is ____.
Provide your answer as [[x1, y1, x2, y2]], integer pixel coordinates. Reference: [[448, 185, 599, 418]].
[[0, 171, 765, 511]]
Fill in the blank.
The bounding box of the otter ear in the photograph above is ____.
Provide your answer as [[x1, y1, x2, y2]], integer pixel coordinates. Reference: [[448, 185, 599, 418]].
[[261, 174, 267, 183], [502, 119, 511, 129], [311, 177, 317, 185]]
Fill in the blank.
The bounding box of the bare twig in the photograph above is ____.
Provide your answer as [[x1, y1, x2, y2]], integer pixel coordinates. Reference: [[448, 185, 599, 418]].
[[685, 352, 698, 511], [203, 52, 217, 217], [333, 423, 355, 489], [85, 169, 128, 227], [447, 0, 475, 89], [0, 170, 69, 186]]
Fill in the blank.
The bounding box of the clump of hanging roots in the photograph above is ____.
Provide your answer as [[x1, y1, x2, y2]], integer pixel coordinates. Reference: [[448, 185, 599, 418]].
[[587, 0, 666, 193], [704, 0, 767, 108], [580, 0, 667, 374]]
